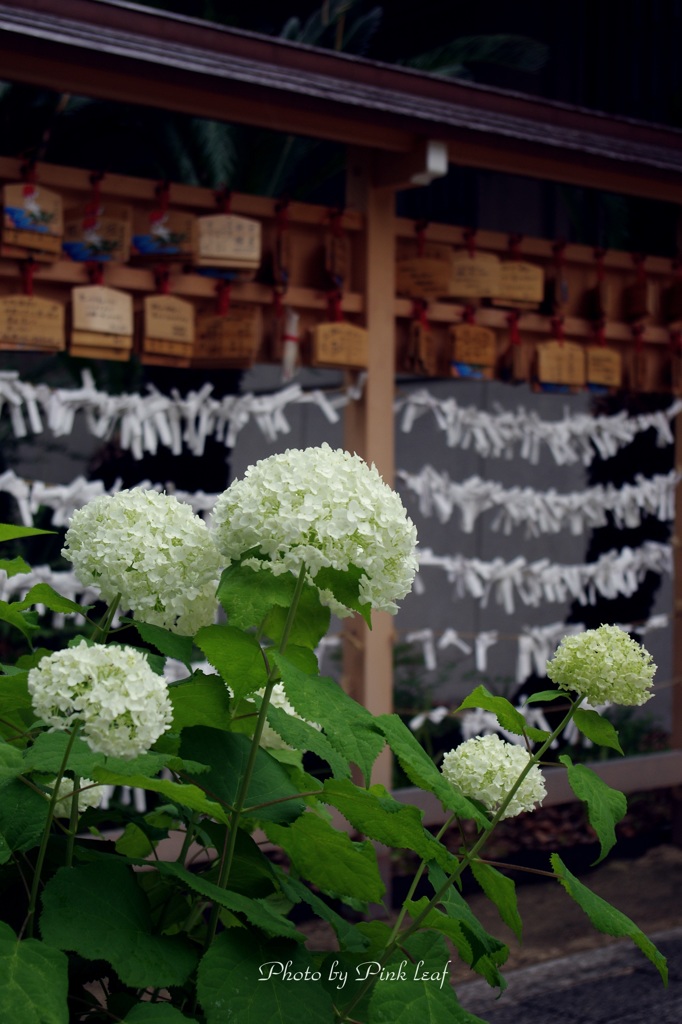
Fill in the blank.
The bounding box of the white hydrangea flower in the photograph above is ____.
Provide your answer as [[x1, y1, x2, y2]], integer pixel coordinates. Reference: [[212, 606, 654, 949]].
[[62, 489, 221, 635], [46, 774, 105, 815], [546, 624, 656, 707], [28, 641, 173, 759], [258, 682, 322, 751], [211, 443, 418, 615], [441, 733, 546, 820]]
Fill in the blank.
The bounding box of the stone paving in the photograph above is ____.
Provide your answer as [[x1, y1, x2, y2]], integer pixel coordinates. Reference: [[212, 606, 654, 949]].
[[456, 926, 682, 1024]]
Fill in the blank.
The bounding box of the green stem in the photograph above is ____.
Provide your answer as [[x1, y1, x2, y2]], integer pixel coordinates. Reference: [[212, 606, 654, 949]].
[[65, 773, 80, 868], [204, 563, 308, 948], [336, 697, 584, 1023], [24, 726, 80, 938], [386, 813, 458, 946], [91, 593, 121, 643]]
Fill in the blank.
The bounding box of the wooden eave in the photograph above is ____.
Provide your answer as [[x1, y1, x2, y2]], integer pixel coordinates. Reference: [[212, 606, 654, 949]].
[[0, 0, 681, 200]]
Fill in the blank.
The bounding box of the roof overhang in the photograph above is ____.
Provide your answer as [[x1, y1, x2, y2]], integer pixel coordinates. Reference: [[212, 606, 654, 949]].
[[0, 0, 681, 201]]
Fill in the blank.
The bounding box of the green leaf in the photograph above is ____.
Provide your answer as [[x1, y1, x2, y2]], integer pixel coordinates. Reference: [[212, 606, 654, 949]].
[[0, 600, 39, 643], [0, 556, 30, 577], [275, 869, 369, 952], [551, 853, 668, 984], [115, 822, 157, 859], [260, 584, 331, 650], [0, 523, 54, 542], [265, 814, 385, 903], [314, 563, 371, 627], [129, 620, 195, 668], [169, 672, 233, 733], [194, 624, 267, 701], [374, 714, 488, 826], [0, 777, 49, 852], [22, 732, 105, 778], [40, 862, 198, 988], [123, 1005, 193, 1023], [274, 654, 384, 783], [457, 685, 549, 742], [0, 921, 68, 1024], [0, 671, 31, 716], [180, 726, 306, 823], [16, 584, 90, 617], [253, 694, 349, 780], [92, 767, 230, 824], [148, 860, 302, 941], [0, 742, 24, 785], [470, 859, 522, 942], [366, 932, 483, 1024], [559, 755, 627, 864], [216, 557, 298, 629], [523, 690, 565, 704], [197, 930, 335, 1024], [572, 708, 624, 754], [321, 778, 457, 873]]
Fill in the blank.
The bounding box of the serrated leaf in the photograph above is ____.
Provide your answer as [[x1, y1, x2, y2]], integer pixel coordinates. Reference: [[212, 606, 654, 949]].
[[551, 853, 667, 983], [40, 862, 198, 988], [92, 767, 230, 824], [0, 555, 30, 577], [321, 778, 457, 873], [253, 694, 349, 780], [0, 523, 54, 542], [16, 584, 90, 617], [523, 690, 565, 704], [0, 742, 23, 784], [273, 653, 384, 783], [115, 822, 157, 858], [0, 600, 39, 643], [367, 932, 481, 1024], [559, 755, 627, 864], [314, 563, 371, 627], [470, 859, 522, 941], [169, 672, 233, 733], [216, 557, 298, 629], [0, 921, 68, 1024], [180, 726, 305, 823], [374, 714, 488, 826], [572, 708, 623, 754], [0, 777, 49, 851], [275, 869, 369, 952], [260, 584, 331, 650], [266, 814, 385, 902], [194, 624, 267, 701], [129, 620, 195, 668], [197, 930, 335, 1024], [457, 685, 549, 742]]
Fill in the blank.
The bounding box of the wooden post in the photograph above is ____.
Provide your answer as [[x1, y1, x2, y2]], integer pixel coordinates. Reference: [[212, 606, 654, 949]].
[[342, 149, 398, 793]]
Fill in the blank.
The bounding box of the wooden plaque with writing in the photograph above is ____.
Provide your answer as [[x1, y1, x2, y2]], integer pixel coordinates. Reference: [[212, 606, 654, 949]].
[[324, 233, 351, 287], [396, 255, 453, 300], [143, 295, 195, 351], [493, 260, 544, 307], [132, 210, 196, 260], [311, 321, 368, 369], [586, 346, 622, 389], [196, 213, 261, 269], [450, 251, 500, 299], [2, 184, 63, 256], [450, 323, 497, 366], [536, 340, 586, 387], [0, 295, 65, 351], [194, 304, 263, 366], [627, 346, 669, 394], [63, 202, 132, 263], [71, 285, 133, 359]]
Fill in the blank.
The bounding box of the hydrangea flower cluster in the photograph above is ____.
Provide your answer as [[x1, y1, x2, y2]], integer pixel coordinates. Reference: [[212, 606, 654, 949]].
[[62, 489, 220, 635], [441, 733, 546, 820], [46, 774, 105, 816], [28, 641, 173, 759], [211, 443, 418, 615], [546, 624, 656, 707]]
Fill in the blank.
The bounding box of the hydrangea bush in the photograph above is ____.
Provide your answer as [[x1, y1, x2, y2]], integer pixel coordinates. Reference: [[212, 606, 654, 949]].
[[0, 445, 667, 1024]]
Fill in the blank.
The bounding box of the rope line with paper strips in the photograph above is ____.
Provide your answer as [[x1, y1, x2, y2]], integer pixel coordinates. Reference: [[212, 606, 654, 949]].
[[0, 370, 365, 458], [397, 465, 678, 536], [395, 388, 682, 464]]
